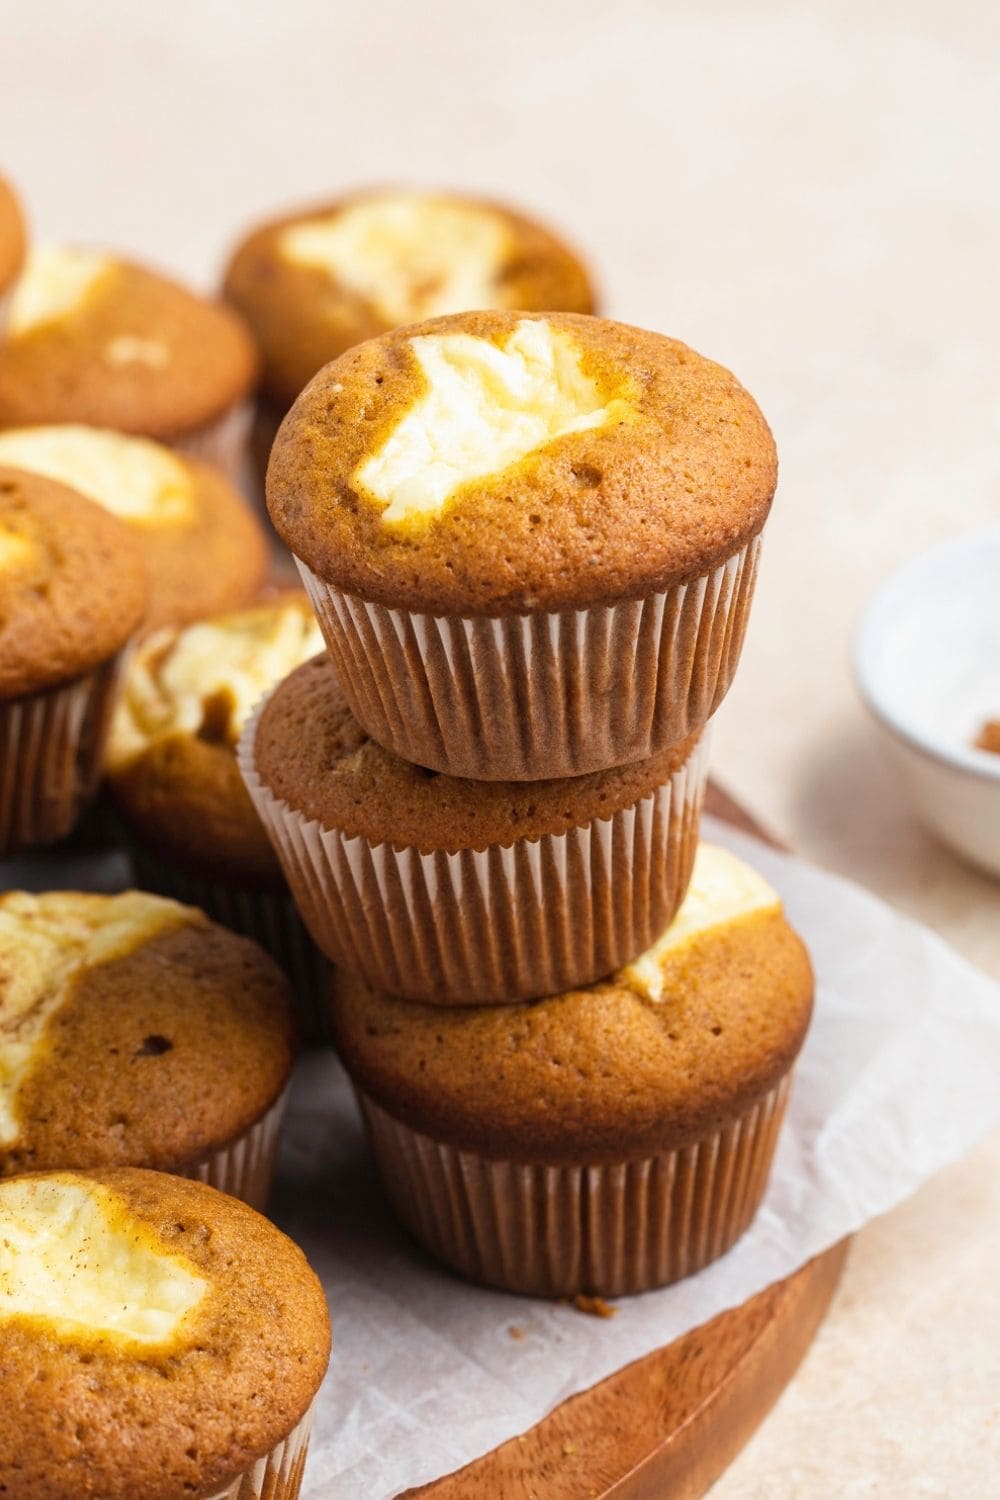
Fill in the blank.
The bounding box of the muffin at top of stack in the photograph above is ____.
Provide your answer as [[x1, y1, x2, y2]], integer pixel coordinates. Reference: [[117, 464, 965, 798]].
[[0, 423, 268, 628], [0, 245, 259, 472], [0, 464, 147, 855], [0, 889, 295, 1206], [224, 187, 597, 411], [331, 842, 813, 1297], [241, 652, 708, 1005], [106, 593, 330, 1034], [0, 174, 26, 317], [0, 1169, 330, 1500], [268, 309, 776, 779]]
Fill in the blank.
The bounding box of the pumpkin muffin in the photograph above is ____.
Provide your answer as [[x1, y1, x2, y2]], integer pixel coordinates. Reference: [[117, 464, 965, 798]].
[[224, 187, 596, 411], [0, 1169, 330, 1500], [240, 653, 709, 1005], [0, 465, 147, 856], [0, 890, 296, 1207], [0, 245, 259, 473], [106, 593, 330, 1036], [0, 173, 26, 326], [331, 843, 813, 1297], [0, 423, 268, 628], [268, 310, 776, 779]]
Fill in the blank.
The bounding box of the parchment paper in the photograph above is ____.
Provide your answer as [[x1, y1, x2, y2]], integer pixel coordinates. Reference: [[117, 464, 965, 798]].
[[272, 816, 1000, 1498], [7, 817, 998, 1496]]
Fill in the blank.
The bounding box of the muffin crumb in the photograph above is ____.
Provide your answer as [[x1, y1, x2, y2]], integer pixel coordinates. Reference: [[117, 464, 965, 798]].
[[974, 719, 1000, 755]]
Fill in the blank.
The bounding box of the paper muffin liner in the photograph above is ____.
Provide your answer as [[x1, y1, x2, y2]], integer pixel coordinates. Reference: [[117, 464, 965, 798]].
[[204, 1401, 314, 1500], [297, 535, 760, 781], [239, 712, 710, 1005], [180, 1086, 289, 1213], [171, 399, 253, 483], [0, 649, 128, 858], [357, 1072, 792, 1298], [129, 847, 333, 1043]]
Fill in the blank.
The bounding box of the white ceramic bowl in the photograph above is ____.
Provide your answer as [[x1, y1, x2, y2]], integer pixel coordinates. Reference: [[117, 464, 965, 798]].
[[853, 524, 1000, 877]]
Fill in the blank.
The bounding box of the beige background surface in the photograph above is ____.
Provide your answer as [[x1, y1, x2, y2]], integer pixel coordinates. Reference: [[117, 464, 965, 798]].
[[3, 1, 999, 1492]]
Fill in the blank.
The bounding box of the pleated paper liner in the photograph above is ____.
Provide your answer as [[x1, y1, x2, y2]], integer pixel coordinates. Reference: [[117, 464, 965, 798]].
[[179, 1087, 289, 1213], [172, 399, 253, 485], [298, 535, 760, 781], [129, 847, 333, 1043], [357, 1074, 792, 1299], [203, 1403, 314, 1500], [239, 715, 710, 1005], [0, 649, 127, 858]]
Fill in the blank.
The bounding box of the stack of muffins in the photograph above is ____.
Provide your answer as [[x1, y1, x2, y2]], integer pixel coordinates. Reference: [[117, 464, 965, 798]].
[[0, 170, 815, 1495], [242, 305, 814, 1298]]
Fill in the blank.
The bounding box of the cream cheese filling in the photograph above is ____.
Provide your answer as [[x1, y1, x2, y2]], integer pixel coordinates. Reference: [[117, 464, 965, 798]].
[[0, 425, 194, 525], [622, 844, 782, 1003], [7, 245, 114, 336], [355, 317, 632, 528], [279, 192, 512, 326], [107, 599, 325, 768], [0, 1176, 207, 1347], [0, 891, 197, 1147]]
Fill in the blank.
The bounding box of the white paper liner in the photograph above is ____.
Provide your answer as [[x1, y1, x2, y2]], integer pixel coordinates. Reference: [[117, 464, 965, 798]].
[[181, 1087, 289, 1213], [239, 711, 710, 1005], [297, 536, 760, 780], [171, 399, 253, 481], [356, 1075, 791, 1299], [129, 847, 333, 1042], [0, 650, 127, 857], [203, 1402, 315, 1500]]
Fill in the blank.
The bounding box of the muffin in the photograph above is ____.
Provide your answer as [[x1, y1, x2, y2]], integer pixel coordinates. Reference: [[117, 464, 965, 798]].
[[268, 310, 776, 780], [0, 889, 296, 1207], [106, 593, 331, 1036], [240, 653, 709, 1005], [331, 843, 813, 1297], [224, 188, 596, 411], [0, 423, 269, 628], [0, 1169, 330, 1500], [0, 244, 259, 473], [0, 465, 147, 856], [0, 173, 26, 329]]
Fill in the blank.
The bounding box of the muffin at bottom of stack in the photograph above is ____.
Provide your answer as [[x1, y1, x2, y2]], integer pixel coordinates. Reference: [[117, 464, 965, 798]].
[[330, 844, 813, 1297], [0, 1169, 330, 1500], [0, 890, 296, 1209]]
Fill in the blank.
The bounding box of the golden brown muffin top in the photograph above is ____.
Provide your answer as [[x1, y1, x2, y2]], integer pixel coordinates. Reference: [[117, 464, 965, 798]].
[[331, 844, 813, 1163], [0, 174, 27, 294], [106, 594, 324, 882], [0, 1168, 330, 1500], [0, 425, 269, 629], [267, 310, 777, 615], [224, 187, 596, 406], [250, 653, 701, 854], [0, 246, 259, 436], [0, 890, 295, 1175], [0, 466, 147, 699]]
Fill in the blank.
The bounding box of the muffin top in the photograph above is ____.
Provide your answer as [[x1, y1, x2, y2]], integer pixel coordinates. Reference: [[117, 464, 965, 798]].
[[331, 843, 813, 1162], [267, 310, 777, 615], [0, 465, 147, 698], [106, 594, 324, 882], [0, 1168, 330, 1500], [0, 890, 295, 1175], [0, 174, 26, 295], [248, 653, 701, 854], [224, 188, 596, 406], [0, 425, 269, 628], [0, 245, 259, 436]]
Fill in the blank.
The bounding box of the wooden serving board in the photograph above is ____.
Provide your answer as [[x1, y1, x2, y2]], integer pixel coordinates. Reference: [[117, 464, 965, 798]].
[[404, 782, 849, 1500]]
